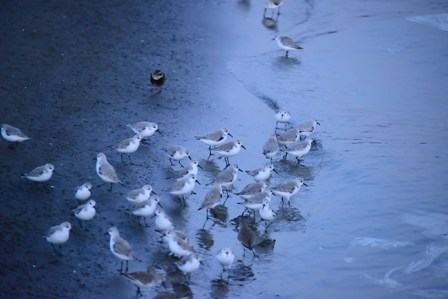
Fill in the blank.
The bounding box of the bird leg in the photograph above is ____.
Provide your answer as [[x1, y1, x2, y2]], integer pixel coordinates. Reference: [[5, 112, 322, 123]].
[[136, 286, 142, 297]]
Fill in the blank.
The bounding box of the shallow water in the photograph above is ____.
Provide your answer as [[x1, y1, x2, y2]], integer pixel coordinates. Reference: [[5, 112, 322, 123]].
[[1, 0, 448, 298]]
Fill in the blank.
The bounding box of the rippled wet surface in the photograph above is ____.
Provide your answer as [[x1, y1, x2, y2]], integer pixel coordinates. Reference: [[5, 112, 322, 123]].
[[1, 0, 447, 298]]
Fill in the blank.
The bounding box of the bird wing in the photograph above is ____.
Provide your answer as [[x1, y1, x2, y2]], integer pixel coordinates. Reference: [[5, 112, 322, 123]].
[[214, 142, 234, 151], [27, 166, 46, 177], [46, 225, 62, 237], [99, 163, 119, 181], [114, 239, 132, 256], [118, 137, 132, 148]]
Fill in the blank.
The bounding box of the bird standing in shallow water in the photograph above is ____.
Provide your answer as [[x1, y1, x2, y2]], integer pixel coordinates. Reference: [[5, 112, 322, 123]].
[[175, 253, 202, 282], [116, 135, 142, 164], [275, 110, 291, 131], [263, 134, 279, 160], [96, 153, 122, 191], [211, 140, 246, 166], [121, 270, 165, 297], [237, 217, 258, 257], [296, 119, 320, 139], [245, 163, 278, 182], [162, 146, 192, 167], [169, 173, 200, 207], [108, 227, 141, 273], [216, 248, 235, 278], [195, 128, 232, 158], [154, 209, 174, 233], [264, 0, 283, 18], [198, 184, 223, 219], [271, 177, 308, 206], [284, 137, 314, 164], [273, 35, 303, 58]]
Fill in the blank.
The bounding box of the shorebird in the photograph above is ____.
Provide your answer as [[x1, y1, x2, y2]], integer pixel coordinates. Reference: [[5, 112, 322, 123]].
[[263, 134, 280, 160], [73, 200, 97, 230], [45, 222, 72, 256], [273, 35, 303, 58], [245, 163, 278, 182], [276, 127, 301, 146], [275, 110, 291, 131], [75, 182, 92, 202], [211, 140, 246, 166], [127, 122, 160, 141], [128, 196, 161, 226], [169, 160, 202, 181], [108, 227, 141, 273], [163, 230, 195, 258], [195, 128, 232, 158], [213, 164, 243, 199], [162, 146, 192, 167], [121, 270, 165, 297], [216, 248, 235, 277], [1, 123, 31, 143], [296, 119, 320, 139], [264, 0, 283, 17], [271, 177, 308, 206], [117, 135, 142, 164], [23, 163, 54, 182], [96, 153, 122, 191], [237, 217, 258, 257], [168, 174, 200, 207], [284, 137, 313, 163], [125, 184, 155, 203], [198, 184, 223, 219], [175, 253, 202, 282], [235, 181, 268, 200]]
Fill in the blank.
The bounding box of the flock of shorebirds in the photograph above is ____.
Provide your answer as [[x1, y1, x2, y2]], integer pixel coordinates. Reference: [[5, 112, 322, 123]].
[[1, 109, 319, 296], [1, 1, 314, 297]]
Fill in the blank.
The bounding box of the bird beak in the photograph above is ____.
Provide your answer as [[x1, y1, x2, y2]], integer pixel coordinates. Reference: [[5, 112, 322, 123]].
[[152, 191, 158, 195], [238, 168, 244, 173], [157, 129, 162, 134], [303, 182, 308, 187], [228, 132, 233, 137], [241, 145, 247, 150], [197, 164, 203, 169], [195, 180, 201, 185], [273, 169, 279, 174], [188, 156, 192, 161], [316, 121, 321, 125], [158, 202, 163, 208]]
